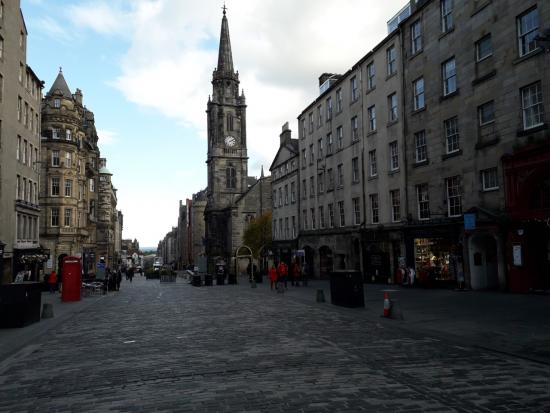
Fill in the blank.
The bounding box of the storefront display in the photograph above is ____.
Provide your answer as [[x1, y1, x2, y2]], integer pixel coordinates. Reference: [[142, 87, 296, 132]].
[[414, 238, 459, 285]]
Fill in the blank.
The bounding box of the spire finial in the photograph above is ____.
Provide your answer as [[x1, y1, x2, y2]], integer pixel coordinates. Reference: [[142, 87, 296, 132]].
[[59, 66, 63, 73], [216, 3, 234, 74]]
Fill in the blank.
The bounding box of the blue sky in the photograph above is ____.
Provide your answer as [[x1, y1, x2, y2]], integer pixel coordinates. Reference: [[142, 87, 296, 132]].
[[21, 0, 405, 247]]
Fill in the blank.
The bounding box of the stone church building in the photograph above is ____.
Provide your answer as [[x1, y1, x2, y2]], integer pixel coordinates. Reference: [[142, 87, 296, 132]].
[[204, 9, 271, 272]]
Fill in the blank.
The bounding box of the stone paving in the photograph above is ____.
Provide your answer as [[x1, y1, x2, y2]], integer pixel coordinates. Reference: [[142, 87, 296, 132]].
[[0, 276, 549, 412]]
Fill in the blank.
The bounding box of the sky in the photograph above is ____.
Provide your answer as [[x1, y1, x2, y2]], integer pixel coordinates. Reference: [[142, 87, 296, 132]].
[[21, 0, 406, 248]]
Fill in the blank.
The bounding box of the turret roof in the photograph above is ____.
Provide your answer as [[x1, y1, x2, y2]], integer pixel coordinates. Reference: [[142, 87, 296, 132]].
[[48, 68, 72, 98]]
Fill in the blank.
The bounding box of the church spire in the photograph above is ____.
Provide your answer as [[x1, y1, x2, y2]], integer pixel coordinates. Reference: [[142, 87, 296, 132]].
[[217, 6, 234, 75]]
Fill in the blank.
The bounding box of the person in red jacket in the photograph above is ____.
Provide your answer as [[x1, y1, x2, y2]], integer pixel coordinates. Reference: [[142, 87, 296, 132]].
[[277, 261, 288, 289], [48, 270, 57, 293], [269, 264, 278, 291]]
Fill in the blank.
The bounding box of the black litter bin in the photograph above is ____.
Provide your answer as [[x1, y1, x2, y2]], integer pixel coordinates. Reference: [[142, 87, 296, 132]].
[[191, 274, 202, 287], [329, 270, 364, 308], [254, 273, 263, 283], [228, 274, 237, 285], [216, 273, 225, 285], [0, 282, 43, 328], [204, 274, 213, 286]]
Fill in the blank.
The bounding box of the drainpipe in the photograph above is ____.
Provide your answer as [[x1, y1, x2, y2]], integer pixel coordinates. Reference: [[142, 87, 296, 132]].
[[398, 26, 410, 266]]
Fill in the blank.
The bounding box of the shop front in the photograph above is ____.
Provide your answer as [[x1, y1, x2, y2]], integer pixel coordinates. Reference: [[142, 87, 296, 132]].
[[405, 223, 463, 288], [503, 142, 550, 293], [13, 247, 49, 283], [82, 248, 96, 278]]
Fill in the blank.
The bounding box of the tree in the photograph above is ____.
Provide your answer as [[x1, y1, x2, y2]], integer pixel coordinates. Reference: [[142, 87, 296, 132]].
[[242, 212, 272, 258]]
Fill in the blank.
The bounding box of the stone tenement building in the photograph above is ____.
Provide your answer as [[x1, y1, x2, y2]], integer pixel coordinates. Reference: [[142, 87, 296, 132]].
[[400, 0, 549, 293], [40, 70, 122, 275], [176, 199, 189, 270], [0, 1, 44, 284], [96, 158, 118, 266], [158, 227, 177, 268], [204, 9, 271, 271], [296, 20, 406, 279], [270, 123, 300, 267], [191, 190, 207, 266], [280, 0, 549, 292]]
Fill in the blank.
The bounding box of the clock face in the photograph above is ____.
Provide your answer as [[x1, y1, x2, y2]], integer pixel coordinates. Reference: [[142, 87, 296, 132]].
[[225, 135, 237, 147]]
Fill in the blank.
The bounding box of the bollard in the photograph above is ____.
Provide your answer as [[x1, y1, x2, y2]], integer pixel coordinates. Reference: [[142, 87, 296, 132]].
[[316, 289, 325, 303], [41, 303, 54, 319], [250, 279, 257, 288]]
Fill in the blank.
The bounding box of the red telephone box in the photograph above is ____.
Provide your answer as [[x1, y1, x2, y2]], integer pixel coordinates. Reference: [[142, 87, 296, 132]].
[[62, 256, 82, 302]]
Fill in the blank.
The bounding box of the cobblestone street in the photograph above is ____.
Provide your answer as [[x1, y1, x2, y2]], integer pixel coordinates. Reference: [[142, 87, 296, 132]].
[[1, 277, 549, 412]]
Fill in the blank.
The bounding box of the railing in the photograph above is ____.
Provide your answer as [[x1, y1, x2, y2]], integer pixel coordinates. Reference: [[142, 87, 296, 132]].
[[60, 227, 77, 234]]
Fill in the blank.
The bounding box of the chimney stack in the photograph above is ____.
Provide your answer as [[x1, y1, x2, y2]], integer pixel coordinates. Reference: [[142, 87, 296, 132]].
[[280, 122, 292, 146], [74, 88, 83, 105]]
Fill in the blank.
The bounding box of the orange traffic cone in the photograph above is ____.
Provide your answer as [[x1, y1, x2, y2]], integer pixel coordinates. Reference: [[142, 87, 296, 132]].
[[383, 292, 391, 317]]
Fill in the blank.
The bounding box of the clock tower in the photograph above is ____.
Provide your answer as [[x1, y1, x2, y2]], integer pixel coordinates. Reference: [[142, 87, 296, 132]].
[[205, 7, 248, 262]]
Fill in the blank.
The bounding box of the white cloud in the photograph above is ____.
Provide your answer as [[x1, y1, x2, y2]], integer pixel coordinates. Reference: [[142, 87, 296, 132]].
[[97, 129, 118, 146], [58, 0, 408, 244], [65, 2, 134, 36], [91, 0, 406, 174], [30, 16, 72, 43]]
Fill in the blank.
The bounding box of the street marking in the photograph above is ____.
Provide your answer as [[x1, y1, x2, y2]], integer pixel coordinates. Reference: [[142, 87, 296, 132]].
[[123, 340, 136, 344]]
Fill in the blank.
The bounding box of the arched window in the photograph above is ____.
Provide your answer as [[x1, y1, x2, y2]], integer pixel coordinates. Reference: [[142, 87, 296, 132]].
[[227, 113, 234, 131], [226, 166, 236, 189]]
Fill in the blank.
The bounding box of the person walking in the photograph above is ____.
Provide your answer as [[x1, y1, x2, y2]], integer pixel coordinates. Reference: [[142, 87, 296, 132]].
[[116, 268, 122, 291], [269, 264, 278, 291], [292, 261, 301, 287], [128, 267, 134, 283], [48, 270, 57, 294], [277, 261, 288, 289]]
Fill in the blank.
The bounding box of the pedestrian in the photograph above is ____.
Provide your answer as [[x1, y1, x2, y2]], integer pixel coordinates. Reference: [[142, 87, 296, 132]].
[[104, 268, 111, 293], [456, 257, 465, 290], [302, 262, 308, 286], [408, 266, 416, 286], [116, 268, 122, 291], [269, 264, 278, 291], [277, 261, 288, 289], [128, 267, 134, 283], [48, 270, 57, 294], [247, 261, 253, 283], [292, 261, 301, 287]]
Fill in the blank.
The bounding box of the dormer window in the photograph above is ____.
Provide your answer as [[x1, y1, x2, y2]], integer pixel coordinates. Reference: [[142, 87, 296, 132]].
[[54, 99, 60, 108], [66, 129, 72, 141], [52, 128, 60, 139]]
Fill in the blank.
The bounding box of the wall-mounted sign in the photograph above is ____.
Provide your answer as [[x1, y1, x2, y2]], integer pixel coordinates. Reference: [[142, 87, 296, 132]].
[[512, 243, 522, 266], [464, 213, 476, 230]]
